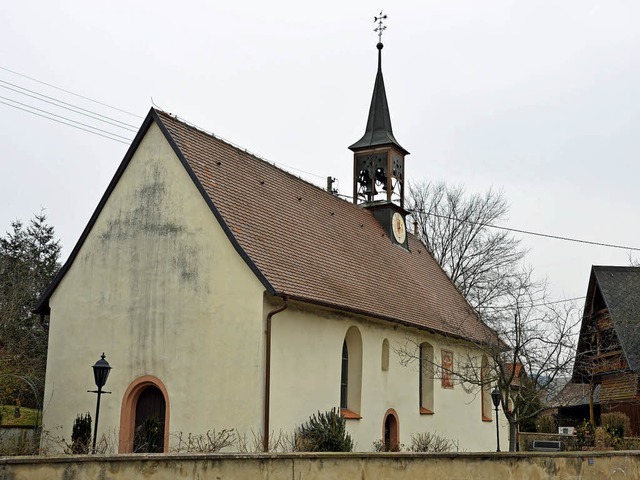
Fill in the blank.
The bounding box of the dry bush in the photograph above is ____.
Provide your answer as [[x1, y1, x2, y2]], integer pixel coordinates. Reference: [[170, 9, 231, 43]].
[[171, 429, 235, 453], [408, 432, 458, 452], [371, 439, 404, 452], [235, 429, 297, 453]]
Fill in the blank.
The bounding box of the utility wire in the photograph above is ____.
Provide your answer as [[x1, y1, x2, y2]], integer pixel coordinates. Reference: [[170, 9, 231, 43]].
[[411, 210, 640, 252], [0, 79, 138, 131], [482, 296, 585, 310], [273, 161, 326, 180], [0, 100, 131, 144], [0, 96, 132, 141], [0, 65, 143, 118], [2, 67, 636, 254]]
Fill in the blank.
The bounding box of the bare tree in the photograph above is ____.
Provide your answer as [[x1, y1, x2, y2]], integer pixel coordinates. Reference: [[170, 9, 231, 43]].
[[481, 274, 579, 450], [403, 181, 579, 451], [407, 181, 526, 313]]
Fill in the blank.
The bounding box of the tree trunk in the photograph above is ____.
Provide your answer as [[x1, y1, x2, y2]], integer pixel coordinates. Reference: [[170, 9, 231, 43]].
[[509, 420, 518, 451]]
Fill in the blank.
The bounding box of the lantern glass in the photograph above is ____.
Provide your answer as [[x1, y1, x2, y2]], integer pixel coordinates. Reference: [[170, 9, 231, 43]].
[[92, 353, 111, 388], [491, 386, 501, 408]]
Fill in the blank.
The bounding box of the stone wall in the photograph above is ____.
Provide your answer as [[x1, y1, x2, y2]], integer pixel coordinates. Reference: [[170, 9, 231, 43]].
[[0, 426, 39, 455], [2, 452, 640, 480]]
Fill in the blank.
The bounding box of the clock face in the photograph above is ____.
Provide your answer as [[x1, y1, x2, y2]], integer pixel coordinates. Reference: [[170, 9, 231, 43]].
[[392, 212, 406, 244]]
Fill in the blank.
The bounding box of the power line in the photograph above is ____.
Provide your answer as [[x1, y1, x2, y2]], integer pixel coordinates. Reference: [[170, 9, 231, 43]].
[[0, 80, 138, 131], [0, 66, 143, 119], [0, 96, 133, 141], [483, 296, 585, 310], [273, 161, 325, 180], [0, 100, 131, 144], [412, 210, 640, 252]]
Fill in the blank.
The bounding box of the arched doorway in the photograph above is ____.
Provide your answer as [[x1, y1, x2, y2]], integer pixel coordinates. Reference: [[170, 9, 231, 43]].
[[133, 385, 166, 452], [383, 408, 399, 451], [119, 376, 170, 453]]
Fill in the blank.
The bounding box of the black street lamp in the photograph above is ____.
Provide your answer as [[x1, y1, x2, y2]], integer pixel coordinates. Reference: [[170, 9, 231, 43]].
[[88, 353, 112, 454], [491, 386, 501, 452]]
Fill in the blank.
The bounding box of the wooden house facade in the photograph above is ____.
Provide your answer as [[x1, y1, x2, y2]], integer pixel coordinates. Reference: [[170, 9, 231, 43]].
[[573, 266, 640, 432]]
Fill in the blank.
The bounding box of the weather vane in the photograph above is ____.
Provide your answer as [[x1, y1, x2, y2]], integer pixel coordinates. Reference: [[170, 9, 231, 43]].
[[374, 11, 387, 43]]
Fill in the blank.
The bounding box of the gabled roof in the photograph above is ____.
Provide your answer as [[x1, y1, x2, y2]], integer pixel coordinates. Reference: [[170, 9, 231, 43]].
[[573, 266, 640, 380], [547, 382, 600, 408], [35, 108, 495, 344], [349, 43, 408, 155], [592, 266, 640, 371]]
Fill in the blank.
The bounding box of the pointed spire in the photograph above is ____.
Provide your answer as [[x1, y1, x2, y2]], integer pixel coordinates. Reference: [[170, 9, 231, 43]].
[[349, 42, 408, 155]]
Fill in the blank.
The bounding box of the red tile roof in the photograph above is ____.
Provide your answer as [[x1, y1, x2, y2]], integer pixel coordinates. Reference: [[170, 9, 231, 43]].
[[156, 110, 496, 344]]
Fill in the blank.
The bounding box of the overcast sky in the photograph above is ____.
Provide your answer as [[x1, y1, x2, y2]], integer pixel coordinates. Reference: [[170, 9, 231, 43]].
[[1, 1, 639, 305]]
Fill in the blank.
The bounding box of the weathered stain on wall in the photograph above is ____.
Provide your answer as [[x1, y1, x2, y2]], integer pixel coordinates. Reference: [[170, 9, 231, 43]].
[[97, 162, 198, 287]]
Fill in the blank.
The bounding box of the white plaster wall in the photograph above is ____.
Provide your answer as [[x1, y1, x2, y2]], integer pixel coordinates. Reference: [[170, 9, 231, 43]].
[[269, 302, 509, 452], [43, 122, 266, 449]]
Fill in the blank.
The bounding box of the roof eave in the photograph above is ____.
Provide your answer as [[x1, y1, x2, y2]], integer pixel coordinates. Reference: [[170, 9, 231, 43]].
[[280, 292, 499, 346]]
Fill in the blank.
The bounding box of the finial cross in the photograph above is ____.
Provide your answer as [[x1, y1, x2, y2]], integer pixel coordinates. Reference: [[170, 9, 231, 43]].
[[374, 11, 387, 42]]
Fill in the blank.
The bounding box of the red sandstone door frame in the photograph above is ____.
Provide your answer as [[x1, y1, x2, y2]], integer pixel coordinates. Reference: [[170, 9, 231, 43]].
[[119, 375, 170, 453]]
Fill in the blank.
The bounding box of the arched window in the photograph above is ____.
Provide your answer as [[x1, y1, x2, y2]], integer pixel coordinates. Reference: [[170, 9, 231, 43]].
[[340, 326, 362, 417], [119, 376, 170, 453], [481, 355, 492, 421], [340, 340, 349, 409], [381, 339, 390, 371], [419, 342, 434, 414]]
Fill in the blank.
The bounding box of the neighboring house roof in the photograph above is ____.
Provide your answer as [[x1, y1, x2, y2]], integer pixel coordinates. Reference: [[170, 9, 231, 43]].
[[573, 265, 640, 381], [592, 266, 640, 372], [505, 362, 524, 378], [547, 382, 600, 408], [34, 108, 496, 344]]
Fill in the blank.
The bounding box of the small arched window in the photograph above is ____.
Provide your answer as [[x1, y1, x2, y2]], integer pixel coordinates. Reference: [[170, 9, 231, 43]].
[[340, 326, 363, 417], [381, 339, 390, 371], [419, 342, 434, 414]]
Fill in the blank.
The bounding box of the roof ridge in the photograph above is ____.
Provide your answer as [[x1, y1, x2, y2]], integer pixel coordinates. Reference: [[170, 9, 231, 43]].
[[593, 265, 640, 271], [154, 108, 357, 209]]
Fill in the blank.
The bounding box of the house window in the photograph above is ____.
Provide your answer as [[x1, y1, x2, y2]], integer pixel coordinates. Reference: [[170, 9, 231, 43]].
[[340, 326, 363, 418], [441, 349, 454, 389], [481, 355, 492, 421], [419, 342, 434, 414], [381, 339, 390, 371]]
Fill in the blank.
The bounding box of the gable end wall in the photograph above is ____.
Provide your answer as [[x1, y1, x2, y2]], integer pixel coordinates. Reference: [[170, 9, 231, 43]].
[[43, 122, 266, 449]]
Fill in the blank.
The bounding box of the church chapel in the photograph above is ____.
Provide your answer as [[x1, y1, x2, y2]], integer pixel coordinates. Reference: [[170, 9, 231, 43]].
[[36, 36, 506, 452]]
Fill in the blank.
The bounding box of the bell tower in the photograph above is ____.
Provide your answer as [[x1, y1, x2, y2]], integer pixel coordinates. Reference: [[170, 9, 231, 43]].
[[349, 13, 409, 248]]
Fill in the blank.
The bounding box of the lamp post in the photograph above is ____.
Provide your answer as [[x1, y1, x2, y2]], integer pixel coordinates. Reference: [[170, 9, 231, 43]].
[[88, 353, 111, 454], [491, 386, 501, 452]]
